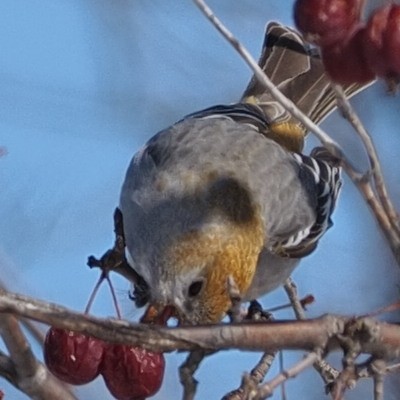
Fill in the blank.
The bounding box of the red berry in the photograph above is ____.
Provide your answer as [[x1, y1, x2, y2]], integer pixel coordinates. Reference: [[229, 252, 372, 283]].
[[44, 327, 104, 385], [294, 0, 363, 46], [364, 4, 400, 81], [321, 26, 375, 84], [101, 344, 165, 400]]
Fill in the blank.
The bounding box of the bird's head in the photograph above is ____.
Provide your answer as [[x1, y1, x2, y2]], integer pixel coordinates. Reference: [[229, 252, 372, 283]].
[[142, 213, 264, 325], [125, 176, 265, 325]]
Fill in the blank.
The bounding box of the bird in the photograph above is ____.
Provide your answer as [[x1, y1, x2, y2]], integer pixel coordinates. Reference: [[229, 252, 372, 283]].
[[118, 22, 369, 325]]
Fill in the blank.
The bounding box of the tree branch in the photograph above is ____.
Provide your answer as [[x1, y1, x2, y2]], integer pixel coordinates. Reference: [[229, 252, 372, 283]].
[[284, 279, 339, 388], [0, 350, 17, 386], [0, 278, 46, 348], [254, 351, 321, 399], [333, 84, 400, 235], [332, 85, 400, 259], [179, 350, 212, 400], [0, 289, 400, 361], [222, 351, 277, 400], [0, 313, 77, 400]]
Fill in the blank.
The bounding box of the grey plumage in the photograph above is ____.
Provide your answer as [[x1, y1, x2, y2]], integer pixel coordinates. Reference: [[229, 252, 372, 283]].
[[119, 22, 370, 320], [120, 115, 339, 304]]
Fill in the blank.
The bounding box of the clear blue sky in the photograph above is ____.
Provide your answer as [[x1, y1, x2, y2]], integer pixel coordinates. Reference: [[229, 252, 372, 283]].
[[1, 1, 399, 399]]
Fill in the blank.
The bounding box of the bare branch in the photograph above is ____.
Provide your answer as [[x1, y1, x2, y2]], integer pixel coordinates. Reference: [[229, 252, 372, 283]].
[[0, 313, 77, 400], [284, 279, 339, 387], [179, 350, 211, 400], [333, 84, 400, 235], [371, 359, 386, 400], [385, 362, 400, 374], [283, 279, 307, 320], [0, 350, 17, 386], [1, 289, 400, 362], [254, 351, 321, 399], [332, 85, 400, 260], [250, 352, 277, 387], [0, 315, 39, 382], [0, 278, 46, 348], [222, 351, 276, 400], [279, 351, 287, 400], [87, 208, 144, 285], [331, 347, 359, 400], [223, 304, 277, 399]]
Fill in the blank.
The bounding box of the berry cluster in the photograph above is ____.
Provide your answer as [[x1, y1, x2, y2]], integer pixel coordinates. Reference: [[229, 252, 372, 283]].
[[44, 328, 165, 400], [294, 0, 400, 85], [43, 275, 165, 400]]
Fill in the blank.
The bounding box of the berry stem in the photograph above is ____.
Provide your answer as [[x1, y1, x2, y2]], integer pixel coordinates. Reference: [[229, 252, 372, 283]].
[[105, 274, 122, 319], [84, 272, 106, 314]]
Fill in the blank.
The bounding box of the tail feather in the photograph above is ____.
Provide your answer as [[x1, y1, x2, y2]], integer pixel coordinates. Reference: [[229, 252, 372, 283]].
[[241, 22, 372, 150]]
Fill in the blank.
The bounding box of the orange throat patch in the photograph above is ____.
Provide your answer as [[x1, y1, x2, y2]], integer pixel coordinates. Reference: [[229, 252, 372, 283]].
[[169, 213, 265, 323]]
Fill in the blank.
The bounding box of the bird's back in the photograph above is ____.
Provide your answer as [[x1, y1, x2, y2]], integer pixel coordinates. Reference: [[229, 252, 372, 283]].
[[120, 116, 315, 272]]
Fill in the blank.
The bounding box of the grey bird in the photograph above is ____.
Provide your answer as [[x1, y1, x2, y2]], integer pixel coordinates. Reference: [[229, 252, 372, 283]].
[[119, 22, 369, 324]]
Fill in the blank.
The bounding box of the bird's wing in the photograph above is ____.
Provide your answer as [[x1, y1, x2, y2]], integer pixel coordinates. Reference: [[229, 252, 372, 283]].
[[269, 146, 342, 258], [183, 105, 342, 257]]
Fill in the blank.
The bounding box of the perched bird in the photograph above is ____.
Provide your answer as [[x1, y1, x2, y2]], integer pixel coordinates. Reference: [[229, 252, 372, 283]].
[[119, 23, 368, 325]]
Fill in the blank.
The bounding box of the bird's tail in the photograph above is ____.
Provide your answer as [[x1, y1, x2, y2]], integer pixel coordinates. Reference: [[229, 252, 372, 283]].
[[241, 22, 372, 152]]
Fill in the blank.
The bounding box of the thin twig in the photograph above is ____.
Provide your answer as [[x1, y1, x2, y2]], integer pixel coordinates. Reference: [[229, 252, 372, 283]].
[[266, 294, 314, 313], [279, 351, 287, 400], [348, 173, 400, 261], [222, 351, 277, 400], [251, 352, 277, 387], [332, 350, 359, 400], [284, 279, 339, 386], [345, 358, 395, 392], [254, 352, 321, 399], [283, 279, 306, 320], [385, 362, 400, 374], [87, 208, 144, 285], [371, 360, 385, 400], [333, 84, 400, 236], [363, 300, 400, 318], [223, 304, 276, 399], [179, 350, 211, 400], [222, 374, 257, 400]]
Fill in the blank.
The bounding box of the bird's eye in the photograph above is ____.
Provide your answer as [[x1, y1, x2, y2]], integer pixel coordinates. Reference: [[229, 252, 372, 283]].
[[188, 280, 204, 297]]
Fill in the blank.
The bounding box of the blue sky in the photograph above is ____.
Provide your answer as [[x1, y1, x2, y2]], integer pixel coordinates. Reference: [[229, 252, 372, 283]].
[[1, 1, 400, 399]]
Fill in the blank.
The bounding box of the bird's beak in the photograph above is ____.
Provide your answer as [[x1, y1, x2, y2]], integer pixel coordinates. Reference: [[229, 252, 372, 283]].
[[140, 304, 177, 325]]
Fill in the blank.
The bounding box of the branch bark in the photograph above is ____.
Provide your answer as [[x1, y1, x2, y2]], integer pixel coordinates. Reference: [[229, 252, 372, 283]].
[[0, 289, 400, 361], [0, 313, 77, 400]]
